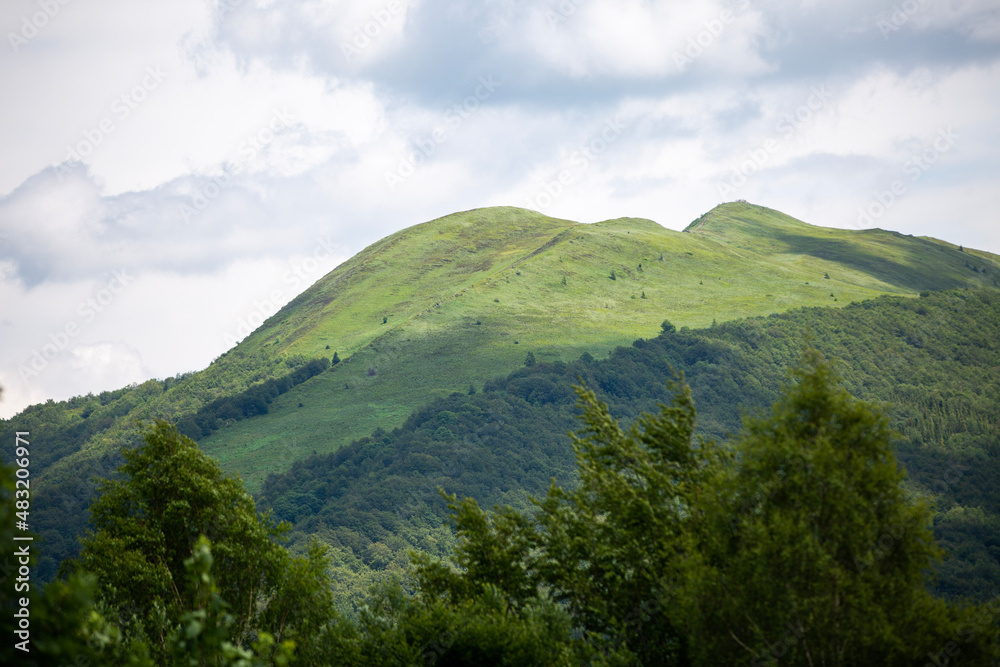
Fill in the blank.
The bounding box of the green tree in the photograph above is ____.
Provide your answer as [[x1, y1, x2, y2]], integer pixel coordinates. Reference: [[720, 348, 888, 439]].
[[661, 319, 676, 333], [531, 380, 717, 663], [1, 457, 130, 666], [71, 420, 338, 664], [688, 351, 1000, 666], [408, 351, 1000, 665], [412, 495, 538, 612], [343, 580, 596, 666], [524, 351, 536, 367], [332, 351, 340, 365], [168, 536, 294, 667], [412, 379, 720, 664]]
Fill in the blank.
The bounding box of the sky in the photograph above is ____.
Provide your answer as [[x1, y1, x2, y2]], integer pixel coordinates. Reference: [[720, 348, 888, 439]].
[[1, 0, 999, 418]]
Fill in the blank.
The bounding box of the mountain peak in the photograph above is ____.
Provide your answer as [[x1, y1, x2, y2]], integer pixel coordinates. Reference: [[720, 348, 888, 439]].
[[684, 201, 810, 234]]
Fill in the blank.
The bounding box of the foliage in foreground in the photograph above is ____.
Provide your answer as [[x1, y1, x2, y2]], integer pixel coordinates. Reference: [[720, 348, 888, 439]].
[[410, 351, 1000, 665], [63, 421, 338, 665], [3, 351, 999, 664]]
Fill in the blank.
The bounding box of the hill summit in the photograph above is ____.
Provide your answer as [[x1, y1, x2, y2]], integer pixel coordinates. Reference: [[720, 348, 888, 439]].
[[193, 201, 998, 490], [7, 200, 1000, 582], [16, 201, 1000, 495]]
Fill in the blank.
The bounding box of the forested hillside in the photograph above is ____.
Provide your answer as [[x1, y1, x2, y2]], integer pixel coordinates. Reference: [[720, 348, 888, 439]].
[[0, 352, 330, 580], [7, 349, 997, 665], [260, 288, 1000, 606], [3, 202, 998, 587]]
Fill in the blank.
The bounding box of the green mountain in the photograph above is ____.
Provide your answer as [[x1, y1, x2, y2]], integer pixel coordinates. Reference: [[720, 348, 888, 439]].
[[260, 288, 1000, 609], [4, 201, 999, 580], [186, 202, 1000, 491]]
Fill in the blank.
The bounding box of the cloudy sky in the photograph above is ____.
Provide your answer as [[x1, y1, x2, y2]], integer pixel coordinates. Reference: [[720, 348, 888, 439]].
[[1, 0, 999, 417]]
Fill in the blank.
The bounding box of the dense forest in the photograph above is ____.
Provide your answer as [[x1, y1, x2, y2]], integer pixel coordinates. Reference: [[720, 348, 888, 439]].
[[2, 347, 998, 665], [2, 287, 999, 664], [0, 353, 328, 581], [261, 288, 1000, 606]]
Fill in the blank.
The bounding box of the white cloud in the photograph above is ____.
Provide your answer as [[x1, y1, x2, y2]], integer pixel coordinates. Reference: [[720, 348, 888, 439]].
[[518, 0, 771, 78], [0, 249, 349, 418], [1, 0, 1000, 418], [69, 342, 148, 389], [907, 0, 1000, 41]]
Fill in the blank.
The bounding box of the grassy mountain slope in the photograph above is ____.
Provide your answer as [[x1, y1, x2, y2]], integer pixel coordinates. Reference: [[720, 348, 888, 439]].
[[687, 204, 995, 292], [198, 202, 1000, 491], [17, 203, 1000, 496], [259, 288, 1000, 609], [4, 202, 999, 580]]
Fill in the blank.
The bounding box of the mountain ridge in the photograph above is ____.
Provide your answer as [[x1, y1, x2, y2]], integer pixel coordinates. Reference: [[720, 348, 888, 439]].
[[5, 201, 1000, 580], [15, 202, 1000, 490]]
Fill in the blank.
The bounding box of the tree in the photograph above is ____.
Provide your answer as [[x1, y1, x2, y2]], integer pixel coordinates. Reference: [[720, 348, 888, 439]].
[[72, 420, 339, 664], [168, 536, 295, 667], [344, 579, 592, 666], [661, 319, 676, 334], [332, 351, 340, 365], [524, 352, 536, 367], [413, 378, 720, 664], [1, 459, 128, 665], [688, 350, 1000, 666], [409, 351, 1000, 666], [529, 379, 718, 663]]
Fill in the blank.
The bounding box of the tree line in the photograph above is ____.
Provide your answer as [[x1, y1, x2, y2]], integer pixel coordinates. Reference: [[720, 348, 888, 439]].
[[2, 351, 998, 664]]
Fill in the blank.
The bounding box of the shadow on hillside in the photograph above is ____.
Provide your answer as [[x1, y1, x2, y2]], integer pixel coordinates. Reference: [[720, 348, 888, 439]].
[[772, 231, 970, 292]]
